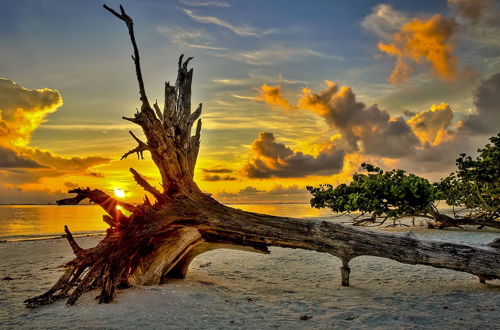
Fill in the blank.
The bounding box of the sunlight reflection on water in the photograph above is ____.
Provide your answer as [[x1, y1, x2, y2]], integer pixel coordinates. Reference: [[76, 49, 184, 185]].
[[0, 203, 331, 241]]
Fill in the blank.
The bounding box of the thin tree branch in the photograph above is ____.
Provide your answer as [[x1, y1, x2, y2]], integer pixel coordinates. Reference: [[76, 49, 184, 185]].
[[57, 187, 136, 220], [188, 103, 202, 132], [164, 81, 176, 123], [122, 116, 140, 125], [121, 131, 149, 160], [64, 225, 84, 256], [189, 119, 202, 174], [130, 168, 166, 202], [153, 100, 163, 121], [103, 4, 149, 108]]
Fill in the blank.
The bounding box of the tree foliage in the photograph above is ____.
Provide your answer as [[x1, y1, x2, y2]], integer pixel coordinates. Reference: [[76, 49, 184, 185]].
[[435, 133, 499, 219], [308, 133, 499, 227], [307, 163, 436, 223]]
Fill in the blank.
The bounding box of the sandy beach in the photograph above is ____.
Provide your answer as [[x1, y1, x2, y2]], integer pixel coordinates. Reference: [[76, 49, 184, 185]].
[[1, 226, 499, 329]]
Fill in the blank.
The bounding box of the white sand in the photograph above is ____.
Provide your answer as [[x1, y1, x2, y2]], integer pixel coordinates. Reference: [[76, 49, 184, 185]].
[[1, 228, 499, 329]]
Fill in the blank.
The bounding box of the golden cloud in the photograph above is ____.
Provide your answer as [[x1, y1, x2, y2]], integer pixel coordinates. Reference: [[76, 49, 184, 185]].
[[0, 78, 63, 147], [0, 78, 110, 201], [297, 80, 337, 117], [408, 103, 454, 146], [297, 81, 421, 157], [254, 76, 500, 177], [378, 14, 458, 83], [257, 84, 293, 111], [243, 132, 344, 178]]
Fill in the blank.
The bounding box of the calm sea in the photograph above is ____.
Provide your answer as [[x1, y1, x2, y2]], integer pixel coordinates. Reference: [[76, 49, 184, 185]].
[[0, 204, 332, 242]]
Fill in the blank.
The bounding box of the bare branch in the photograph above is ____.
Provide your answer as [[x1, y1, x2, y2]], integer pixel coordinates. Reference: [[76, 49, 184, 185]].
[[164, 81, 176, 122], [102, 215, 117, 227], [64, 225, 84, 256], [128, 130, 144, 145], [130, 168, 166, 202], [189, 119, 202, 174], [121, 131, 149, 160], [102, 4, 123, 21], [189, 103, 202, 125], [183, 57, 194, 70], [103, 4, 149, 108], [57, 187, 136, 220], [153, 100, 163, 121], [195, 118, 202, 138], [122, 116, 140, 125], [186, 103, 202, 139], [175, 55, 194, 123]]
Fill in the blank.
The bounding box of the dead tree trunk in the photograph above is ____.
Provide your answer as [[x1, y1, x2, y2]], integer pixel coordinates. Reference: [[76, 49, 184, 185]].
[[25, 5, 500, 308]]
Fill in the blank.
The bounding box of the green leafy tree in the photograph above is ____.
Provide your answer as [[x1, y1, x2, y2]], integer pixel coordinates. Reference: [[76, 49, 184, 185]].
[[308, 133, 499, 229], [307, 163, 438, 226], [435, 133, 499, 222]]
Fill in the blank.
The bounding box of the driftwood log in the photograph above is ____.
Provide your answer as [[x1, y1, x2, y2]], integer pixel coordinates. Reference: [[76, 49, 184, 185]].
[[26, 5, 500, 308]]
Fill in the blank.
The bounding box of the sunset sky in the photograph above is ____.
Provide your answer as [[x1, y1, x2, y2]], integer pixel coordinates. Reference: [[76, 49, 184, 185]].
[[1, 0, 499, 204]]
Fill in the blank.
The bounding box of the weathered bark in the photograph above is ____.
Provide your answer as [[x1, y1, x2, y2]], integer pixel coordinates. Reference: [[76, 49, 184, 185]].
[[25, 5, 500, 308]]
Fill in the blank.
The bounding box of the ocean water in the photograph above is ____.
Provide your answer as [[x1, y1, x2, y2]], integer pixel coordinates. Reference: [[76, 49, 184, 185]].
[[0, 204, 332, 242]]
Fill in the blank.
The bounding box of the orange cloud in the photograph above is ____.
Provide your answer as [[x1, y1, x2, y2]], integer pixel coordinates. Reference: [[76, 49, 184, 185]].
[[258, 80, 422, 158], [378, 14, 458, 83], [0, 78, 63, 147], [297, 80, 337, 116], [0, 78, 110, 200], [21, 147, 109, 171], [298, 81, 421, 157], [244, 132, 344, 178], [408, 103, 454, 146], [257, 84, 293, 110]]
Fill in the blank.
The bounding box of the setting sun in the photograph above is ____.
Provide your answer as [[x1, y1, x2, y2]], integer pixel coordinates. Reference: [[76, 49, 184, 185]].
[[113, 188, 125, 198]]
